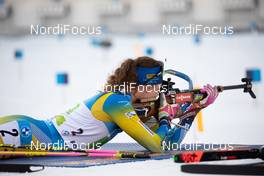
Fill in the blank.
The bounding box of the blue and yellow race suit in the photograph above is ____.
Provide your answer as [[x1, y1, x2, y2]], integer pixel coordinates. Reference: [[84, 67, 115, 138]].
[[0, 91, 197, 152]]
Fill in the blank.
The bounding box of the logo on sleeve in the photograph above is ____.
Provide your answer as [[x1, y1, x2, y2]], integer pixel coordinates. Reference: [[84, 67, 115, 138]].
[[125, 111, 137, 119], [62, 130, 70, 136], [21, 127, 31, 137]]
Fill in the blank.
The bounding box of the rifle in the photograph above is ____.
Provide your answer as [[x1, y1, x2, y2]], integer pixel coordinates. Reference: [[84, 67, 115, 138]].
[[134, 69, 256, 121], [162, 69, 256, 105]]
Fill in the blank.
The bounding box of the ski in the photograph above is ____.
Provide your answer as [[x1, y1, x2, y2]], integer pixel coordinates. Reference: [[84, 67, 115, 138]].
[[174, 146, 264, 163], [0, 163, 44, 173], [181, 162, 264, 175]]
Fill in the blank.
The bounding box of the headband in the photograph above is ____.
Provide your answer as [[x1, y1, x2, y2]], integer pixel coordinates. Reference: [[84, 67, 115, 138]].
[[136, 66, 163, 85]]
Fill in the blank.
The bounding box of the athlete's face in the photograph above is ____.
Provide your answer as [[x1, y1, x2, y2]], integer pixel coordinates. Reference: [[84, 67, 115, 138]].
[[132, 84, 161, 102]]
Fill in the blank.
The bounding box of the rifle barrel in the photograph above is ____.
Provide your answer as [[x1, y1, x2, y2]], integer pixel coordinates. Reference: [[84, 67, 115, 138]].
[[219, 84, 248, 91]]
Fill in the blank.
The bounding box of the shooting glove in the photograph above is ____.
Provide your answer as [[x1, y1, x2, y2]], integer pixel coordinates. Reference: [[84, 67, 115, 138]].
[[200, 84, 219, 107]]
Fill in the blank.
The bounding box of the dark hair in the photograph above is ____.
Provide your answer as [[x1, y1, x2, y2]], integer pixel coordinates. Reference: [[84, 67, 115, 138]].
[[106, 56, 163, 91]]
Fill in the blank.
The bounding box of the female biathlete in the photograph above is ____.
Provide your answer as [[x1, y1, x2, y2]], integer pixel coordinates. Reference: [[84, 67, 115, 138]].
[[0, 56, 218, 152]]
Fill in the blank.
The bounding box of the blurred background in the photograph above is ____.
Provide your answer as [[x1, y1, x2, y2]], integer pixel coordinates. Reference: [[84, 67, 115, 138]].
[[0, 0, 263, 145]]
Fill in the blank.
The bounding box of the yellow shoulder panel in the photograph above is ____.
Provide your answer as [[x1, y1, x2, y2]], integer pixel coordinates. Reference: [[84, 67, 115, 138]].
[[91, 93, 113, 122]]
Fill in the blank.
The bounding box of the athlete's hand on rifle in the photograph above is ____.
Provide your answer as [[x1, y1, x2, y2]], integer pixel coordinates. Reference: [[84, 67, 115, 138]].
[[158, 93, 180, 121], [199, 84, 219, 107]]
